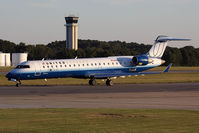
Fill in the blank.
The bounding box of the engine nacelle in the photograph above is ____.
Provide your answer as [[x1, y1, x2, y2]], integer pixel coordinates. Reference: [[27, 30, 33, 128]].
[[132, 55, 152, 66]]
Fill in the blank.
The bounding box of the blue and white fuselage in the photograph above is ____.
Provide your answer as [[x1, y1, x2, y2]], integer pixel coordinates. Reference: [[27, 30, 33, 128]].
[[6, 36, 190, 86], [6, 56, 163, 80]]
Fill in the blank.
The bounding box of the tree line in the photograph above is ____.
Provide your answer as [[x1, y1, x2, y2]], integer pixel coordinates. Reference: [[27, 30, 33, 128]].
[[0, 39, 199, 66]]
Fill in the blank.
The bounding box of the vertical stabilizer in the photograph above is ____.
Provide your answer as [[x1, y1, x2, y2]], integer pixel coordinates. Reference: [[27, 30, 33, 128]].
[[147, 36, 190, 58]]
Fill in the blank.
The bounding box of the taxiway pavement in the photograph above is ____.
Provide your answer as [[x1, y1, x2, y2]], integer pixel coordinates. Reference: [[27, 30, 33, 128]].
[[0, 83, 199, 110]]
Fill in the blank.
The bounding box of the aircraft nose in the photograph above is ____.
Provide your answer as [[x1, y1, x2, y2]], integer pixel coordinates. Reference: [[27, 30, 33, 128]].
[[6, 72, 14, 80], [6, 72, 11, 79]]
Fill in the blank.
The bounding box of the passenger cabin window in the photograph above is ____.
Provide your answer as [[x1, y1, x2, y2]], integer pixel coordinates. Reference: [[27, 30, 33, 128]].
[[16, 65, 30, 69]]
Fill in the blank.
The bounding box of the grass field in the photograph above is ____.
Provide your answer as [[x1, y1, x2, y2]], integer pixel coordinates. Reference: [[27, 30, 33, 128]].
[[0, 66, 14, 72], [1, 67, 199, 86], [150, 66, 199, 71], [0, 108, 198, 133]]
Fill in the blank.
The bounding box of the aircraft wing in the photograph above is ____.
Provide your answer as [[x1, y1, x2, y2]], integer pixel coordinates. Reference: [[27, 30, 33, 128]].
[[87, 63, 172, 79]]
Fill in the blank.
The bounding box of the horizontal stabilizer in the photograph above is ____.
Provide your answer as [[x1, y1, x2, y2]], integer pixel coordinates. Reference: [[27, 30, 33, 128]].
[[163, 63, 172, 73], [147, 35, 191, 58], [156, 36, 191, 43]]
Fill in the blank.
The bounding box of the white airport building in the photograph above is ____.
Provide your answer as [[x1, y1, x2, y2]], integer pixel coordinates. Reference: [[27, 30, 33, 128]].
[[0, 52, 27, 67], [0, 52, 11, 67], [12, 53, 28, 66]]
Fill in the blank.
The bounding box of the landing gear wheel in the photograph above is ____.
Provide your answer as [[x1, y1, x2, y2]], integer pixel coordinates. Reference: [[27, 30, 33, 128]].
[[89, 79, 96, 86], [16, 83, 20, 87], [106, 79, 113, 86], [16, 80, 21, 87]]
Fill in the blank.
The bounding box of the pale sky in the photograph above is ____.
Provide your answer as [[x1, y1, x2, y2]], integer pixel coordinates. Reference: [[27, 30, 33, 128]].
[[0, 0, 198, 48]]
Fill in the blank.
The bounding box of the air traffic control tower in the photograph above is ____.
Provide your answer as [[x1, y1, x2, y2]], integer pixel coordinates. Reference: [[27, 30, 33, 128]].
[[65, 16, 79, 50]]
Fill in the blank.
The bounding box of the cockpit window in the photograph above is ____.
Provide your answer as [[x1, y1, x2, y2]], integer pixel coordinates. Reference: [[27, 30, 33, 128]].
[[16, 65, 30, 69]]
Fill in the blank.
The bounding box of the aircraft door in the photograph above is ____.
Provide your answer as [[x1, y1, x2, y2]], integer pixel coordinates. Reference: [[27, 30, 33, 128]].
[[34, 62, 41, 76]]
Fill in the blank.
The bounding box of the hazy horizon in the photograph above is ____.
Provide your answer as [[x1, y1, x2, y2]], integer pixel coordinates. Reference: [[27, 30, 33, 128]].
[[0, 0, 198, 48]]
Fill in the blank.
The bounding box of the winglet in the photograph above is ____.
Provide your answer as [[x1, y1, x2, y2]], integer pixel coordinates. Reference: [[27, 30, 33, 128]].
[[163, 63, 172, 73]]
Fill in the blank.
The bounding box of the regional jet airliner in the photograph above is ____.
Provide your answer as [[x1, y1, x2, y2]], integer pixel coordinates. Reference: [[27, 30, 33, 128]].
[[6, 36, 190, 87]]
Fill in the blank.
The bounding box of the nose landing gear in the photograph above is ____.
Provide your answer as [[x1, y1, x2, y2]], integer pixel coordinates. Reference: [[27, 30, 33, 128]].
[[16, 80, 21, 87], [9, 78, 22, 87]]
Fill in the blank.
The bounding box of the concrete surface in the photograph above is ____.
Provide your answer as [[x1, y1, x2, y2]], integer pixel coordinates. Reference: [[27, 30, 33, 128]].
[[0, 83, 199, 110]]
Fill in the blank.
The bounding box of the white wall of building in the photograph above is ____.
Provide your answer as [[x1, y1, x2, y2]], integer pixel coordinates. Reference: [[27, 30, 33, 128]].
[[0, 53, 5, 66], [0, 53, 11, 67], [12, 53, 28, 66], [0, 52, 28, 67], [5, 53, 11, 66]]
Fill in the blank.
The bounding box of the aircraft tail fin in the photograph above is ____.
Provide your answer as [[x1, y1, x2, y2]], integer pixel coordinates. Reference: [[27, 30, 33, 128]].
[[147, 35, 190, 58]]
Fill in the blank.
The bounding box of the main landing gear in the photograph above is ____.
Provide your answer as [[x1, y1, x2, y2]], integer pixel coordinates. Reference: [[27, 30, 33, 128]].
[[106, 79, 114, 86], [89, 79, 96, 86], [88, 78, 114, 86]]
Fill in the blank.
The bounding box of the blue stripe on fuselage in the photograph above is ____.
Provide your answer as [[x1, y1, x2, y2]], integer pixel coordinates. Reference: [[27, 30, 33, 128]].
[[12, 66, 156, 80]]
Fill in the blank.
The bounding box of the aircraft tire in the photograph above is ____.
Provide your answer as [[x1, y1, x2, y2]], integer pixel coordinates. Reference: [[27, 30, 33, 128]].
[[106, 79, 113, 86], [16, 83, 20, 87], [16, 80, 21, 87], [89, 79, 96, 86]]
